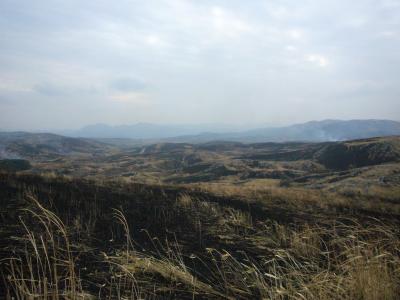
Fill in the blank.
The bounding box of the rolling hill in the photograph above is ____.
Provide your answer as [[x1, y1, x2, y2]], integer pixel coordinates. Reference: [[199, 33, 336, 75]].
[[0, 132, 113, 160]]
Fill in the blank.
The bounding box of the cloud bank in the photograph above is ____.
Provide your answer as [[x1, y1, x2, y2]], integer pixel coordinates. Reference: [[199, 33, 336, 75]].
[[0, 0, 399, 130]]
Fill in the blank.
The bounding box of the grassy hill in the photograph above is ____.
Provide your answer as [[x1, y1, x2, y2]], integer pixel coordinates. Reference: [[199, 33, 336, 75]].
[[1, 134, 400, 298], [316, 137, 400, 170], [2, 133, 400, 190], [0, 132, 114, 160]]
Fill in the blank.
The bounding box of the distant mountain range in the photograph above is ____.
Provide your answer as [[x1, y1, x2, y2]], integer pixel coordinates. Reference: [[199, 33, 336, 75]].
[[60, 123, 256, 139], [59, 119, 400, 143]]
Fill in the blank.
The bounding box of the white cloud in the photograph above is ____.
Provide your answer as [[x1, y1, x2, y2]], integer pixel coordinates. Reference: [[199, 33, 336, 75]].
[[306, 54, 329, 67], [345, 16, 368, 28], [145, 35, 164, 46], [269, 6, 290, 19], [379, 31, 398, 38], [382, 0, 400, 8], [285, 45, 297, 52], [211, 6, 224, 17], [0, 80, 32, 93], [287, 29, 304, 40], [210, 6, 253, 38], [110, 92, 152, 105]]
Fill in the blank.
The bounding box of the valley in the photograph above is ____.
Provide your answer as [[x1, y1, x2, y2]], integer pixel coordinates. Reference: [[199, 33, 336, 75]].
[[1, 132, 400, 299]]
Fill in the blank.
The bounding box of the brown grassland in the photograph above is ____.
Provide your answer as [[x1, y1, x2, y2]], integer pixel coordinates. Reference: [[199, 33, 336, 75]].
[[0, 135, 400, 299]]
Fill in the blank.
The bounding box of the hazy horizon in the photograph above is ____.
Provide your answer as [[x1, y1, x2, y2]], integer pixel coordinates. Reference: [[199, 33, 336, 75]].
[[2, 118, 400, 135], [1, 0, 400, 130]]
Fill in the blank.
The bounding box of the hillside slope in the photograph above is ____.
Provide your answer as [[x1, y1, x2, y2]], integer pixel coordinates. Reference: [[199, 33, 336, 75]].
[[0, 132, 113, 159], [316, 137, 400, 170]]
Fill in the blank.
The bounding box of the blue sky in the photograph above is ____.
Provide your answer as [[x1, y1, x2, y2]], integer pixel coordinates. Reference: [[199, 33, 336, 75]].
[[0, 0, 399, 130]]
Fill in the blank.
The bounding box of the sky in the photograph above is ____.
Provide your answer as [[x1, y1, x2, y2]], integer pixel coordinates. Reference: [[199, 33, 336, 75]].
[[0, 0, 399, 130]]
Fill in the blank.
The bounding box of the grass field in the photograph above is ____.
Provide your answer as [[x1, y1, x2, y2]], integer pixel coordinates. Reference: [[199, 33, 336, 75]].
[[1, 171, 399, 299], [0, 135, 400, 299]]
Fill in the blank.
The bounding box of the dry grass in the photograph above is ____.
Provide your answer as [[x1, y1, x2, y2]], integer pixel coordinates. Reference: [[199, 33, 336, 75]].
[[2, 193, 85, 299], [0, 173, 399, 299]]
